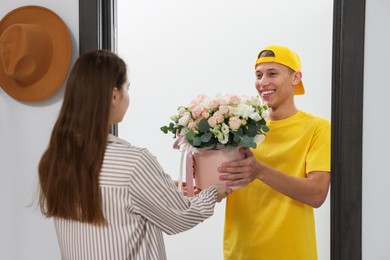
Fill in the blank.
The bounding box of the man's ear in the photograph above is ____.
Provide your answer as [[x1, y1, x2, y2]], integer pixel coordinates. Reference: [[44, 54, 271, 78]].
[[292, 71, 302, 86]]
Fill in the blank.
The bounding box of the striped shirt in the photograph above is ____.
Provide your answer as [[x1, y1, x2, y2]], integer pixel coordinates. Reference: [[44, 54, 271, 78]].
[[54, 134, 218, 260]]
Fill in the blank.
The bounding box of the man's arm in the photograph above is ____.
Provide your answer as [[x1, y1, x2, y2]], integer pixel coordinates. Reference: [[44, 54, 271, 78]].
[[219, 148, 330, 208]]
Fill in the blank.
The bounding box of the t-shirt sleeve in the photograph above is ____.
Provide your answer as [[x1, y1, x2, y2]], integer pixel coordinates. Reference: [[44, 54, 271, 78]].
[[306, 120, 331, 173]]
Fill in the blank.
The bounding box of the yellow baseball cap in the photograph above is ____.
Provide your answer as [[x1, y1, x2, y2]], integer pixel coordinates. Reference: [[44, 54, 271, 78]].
[[255, 45, 305, 95]]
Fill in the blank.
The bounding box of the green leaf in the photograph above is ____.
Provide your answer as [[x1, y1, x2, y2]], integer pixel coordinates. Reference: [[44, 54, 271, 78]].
[[186, 131, 196, 143], [240, 135, 257, 148], [247, 123, 258, 131], [198, 119, 210, 133], [200, 132, 212, 142], [233, 132, 241, 143], [261, 125, 270, 133], [160, 126, 169, 133], [193, 136, 201, 146], [161, 122, 178, 134], [246, 124, 258, 137]]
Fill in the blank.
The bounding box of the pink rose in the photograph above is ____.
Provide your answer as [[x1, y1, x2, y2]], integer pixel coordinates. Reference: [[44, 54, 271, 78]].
[[229, 95, 241, 104], [229, 117, 241, 131], [189, 94, 208, 108], [209, 99, 220, 109], [219, 105, 229, 115], [202, 111, 210, 119], [192, 107, 203, 119], [213, 111, 224, 123], [188, 121, 197, 130], [208, 117, 218, 128], [228, 106, 236, 116]]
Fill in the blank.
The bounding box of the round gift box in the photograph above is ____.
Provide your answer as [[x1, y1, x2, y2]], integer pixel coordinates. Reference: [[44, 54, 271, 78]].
[[193, 146, 245, 190]]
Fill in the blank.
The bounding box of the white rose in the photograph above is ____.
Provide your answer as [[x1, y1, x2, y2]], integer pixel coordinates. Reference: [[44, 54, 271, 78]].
[[249, 112, 261, 121], [250, 96, 260, 106], [261, 109, 270, 119], [170, 114, 179, 121], [236, 104, 254, 119], [178, 115, 190, 126], [221, 123, 229, 134], [220, 133, 229, 144], [178, 106, 186, 115], [180, 128, 189, 135]]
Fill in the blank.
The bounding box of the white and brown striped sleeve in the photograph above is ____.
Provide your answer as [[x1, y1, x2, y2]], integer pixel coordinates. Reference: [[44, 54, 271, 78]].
[[128, 147, 218, 235]]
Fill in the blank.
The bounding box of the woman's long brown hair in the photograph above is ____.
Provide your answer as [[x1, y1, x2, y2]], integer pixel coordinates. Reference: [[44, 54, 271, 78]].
[[38, 50, 127, 225]]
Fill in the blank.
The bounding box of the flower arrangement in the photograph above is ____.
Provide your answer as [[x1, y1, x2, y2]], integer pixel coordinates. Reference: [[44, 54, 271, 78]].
[[161, 94, 270, 149]]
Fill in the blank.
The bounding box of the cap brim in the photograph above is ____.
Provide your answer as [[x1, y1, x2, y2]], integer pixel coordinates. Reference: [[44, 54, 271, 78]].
[[294, 81, 305, 95]]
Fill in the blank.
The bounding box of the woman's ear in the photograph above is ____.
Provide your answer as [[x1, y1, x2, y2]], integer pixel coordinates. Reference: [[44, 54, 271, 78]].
[[111, 87, 119, 105]]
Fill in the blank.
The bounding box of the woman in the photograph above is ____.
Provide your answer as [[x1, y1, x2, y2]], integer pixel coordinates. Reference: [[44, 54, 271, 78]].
[[38, 50, 231, 260]]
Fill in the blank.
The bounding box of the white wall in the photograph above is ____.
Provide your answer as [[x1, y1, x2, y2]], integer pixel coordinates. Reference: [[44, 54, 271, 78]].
[[117, 1, 332, 259], [362, 0, 390, 259], [0, 0, 79, 259], [3, 1, 389, 259]]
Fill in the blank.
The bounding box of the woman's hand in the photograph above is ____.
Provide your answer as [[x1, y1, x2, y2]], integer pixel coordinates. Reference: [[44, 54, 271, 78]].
[[174, 181, 232, 201], [174, 181, 202, 196], [210, 184, 233, 202]]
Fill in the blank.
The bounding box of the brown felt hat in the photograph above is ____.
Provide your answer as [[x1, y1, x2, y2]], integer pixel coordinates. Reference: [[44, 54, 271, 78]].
[[0, 5, 72, 102]]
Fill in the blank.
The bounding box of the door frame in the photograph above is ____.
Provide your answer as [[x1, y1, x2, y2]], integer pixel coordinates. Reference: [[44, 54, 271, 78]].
[[79, 0, 365, 259]]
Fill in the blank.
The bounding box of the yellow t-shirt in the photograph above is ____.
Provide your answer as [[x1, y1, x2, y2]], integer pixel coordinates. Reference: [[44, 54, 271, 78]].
[[224, 110, 331, 260]]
